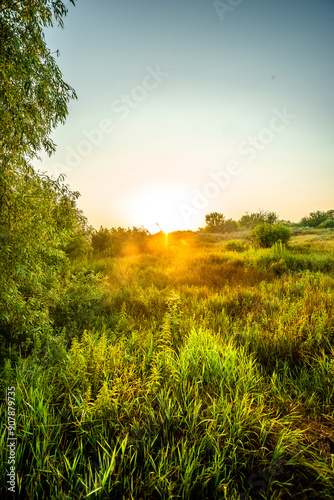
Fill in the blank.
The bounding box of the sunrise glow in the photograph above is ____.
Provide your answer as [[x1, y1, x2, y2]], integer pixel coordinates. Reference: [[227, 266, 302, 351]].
[[126, 185, 189, 234]]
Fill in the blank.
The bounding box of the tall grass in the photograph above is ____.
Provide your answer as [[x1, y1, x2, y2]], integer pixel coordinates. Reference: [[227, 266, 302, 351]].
[[1, 232, 334, 498]]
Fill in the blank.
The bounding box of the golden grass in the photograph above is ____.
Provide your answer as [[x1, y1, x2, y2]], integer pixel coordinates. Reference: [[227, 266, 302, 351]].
[[1, 230, 334, 499]]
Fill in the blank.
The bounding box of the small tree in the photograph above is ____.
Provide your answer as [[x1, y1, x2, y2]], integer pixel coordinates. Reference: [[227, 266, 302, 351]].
[[205, 212, 225, 232], [239, 210, 278, 229], [250, 223, 291, 248], [224, 218, 239, 233], [205, 212, 238, 233]]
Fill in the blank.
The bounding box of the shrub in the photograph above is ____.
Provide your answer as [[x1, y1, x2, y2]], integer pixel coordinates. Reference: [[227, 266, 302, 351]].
[[65, 231, 92, 259], [250, 224, 291, 248], [225, 240, 248, 252], [318, 219, 334, 229]]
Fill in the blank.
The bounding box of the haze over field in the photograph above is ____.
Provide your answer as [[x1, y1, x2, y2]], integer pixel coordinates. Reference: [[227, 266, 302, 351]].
[[35, 0, 334, 232]]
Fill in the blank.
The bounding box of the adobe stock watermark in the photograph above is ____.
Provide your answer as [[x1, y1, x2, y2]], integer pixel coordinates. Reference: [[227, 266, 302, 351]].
[[6, 386, 17, 494], [213, 0, 244, 22], [178, 106, 296, 224], [52, 65, 171, 176]]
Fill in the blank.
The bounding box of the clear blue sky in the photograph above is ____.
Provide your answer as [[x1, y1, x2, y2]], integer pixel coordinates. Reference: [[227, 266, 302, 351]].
[[35, 0, 334, 232]]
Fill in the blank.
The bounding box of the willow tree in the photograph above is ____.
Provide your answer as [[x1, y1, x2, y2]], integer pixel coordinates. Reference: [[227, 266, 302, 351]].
[[0, 0, 84, 358]]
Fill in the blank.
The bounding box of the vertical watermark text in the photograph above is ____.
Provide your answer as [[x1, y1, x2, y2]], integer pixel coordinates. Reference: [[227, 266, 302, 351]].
[[6, 386, 17, 494]]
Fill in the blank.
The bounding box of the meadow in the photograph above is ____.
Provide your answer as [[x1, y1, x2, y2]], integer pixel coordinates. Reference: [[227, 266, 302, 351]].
[[1, 229, 334, 499]]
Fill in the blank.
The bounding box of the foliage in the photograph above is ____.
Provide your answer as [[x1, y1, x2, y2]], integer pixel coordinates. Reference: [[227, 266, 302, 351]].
[[91, 226, 151, 256], [0, 0, 77, 161], [0, 171, 87, 359], [91, 227, 112, 254], [318, 219, 334, 229], [250, 223, 291, 248], [239, 210, 279, 229], [64, 229, 93, 259], [49, 271, 106, 339], [2, 232, 334, 498], [0, 0, 79, 360], [205, 212, 238, 233], [225, 240, 248, 252], [299, 210, 334, 228], [0, 233, 334, 500], [1, 3, 334, 497]]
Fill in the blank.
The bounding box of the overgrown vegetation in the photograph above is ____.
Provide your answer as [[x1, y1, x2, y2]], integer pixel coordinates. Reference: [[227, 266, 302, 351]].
[[1, 2, 334, 498], [203, 209, 334, 234], [0, 0, 80, 362], [250, 223, 291, 248], [1, 229, 334, 499], [299, 210, 334, 229]]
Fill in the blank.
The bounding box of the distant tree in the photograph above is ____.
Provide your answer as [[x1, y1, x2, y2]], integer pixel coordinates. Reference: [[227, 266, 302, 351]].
[[205, 212, 238, 233], [91, 227, 114, 255], [278, 219, 293, 227], [224, 218, 239, 233], [128, 226, 150, 251], [238, 210, 279, 229], [91, 226, 150, 256], [299, 210, 334, 228], [250, 223, 291, 248], [64, 230, 92, 259], [318, 219, 334, 229], [205, 212, 225, 232]]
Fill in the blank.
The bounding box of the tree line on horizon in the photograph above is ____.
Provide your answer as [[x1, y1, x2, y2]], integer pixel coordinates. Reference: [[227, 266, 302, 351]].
[[203, 209, 334, 233], [78, 207, 334, 258]]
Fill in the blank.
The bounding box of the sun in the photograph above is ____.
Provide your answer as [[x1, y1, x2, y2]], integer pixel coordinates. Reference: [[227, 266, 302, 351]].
[[127, 184, 189, 234]]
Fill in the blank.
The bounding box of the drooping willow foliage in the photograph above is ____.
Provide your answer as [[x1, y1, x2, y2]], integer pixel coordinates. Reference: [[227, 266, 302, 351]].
[[0, 0, 88, 361]]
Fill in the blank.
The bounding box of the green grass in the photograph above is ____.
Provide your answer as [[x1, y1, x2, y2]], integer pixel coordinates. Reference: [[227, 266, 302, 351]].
[[1, 231, 334, 499]]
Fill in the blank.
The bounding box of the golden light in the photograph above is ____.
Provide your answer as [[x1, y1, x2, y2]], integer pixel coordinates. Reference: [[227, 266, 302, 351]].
[[127, 184, 189, 234]]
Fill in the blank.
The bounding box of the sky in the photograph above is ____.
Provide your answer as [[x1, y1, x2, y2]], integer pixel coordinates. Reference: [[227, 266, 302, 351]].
[[35, 0, 334, 233]]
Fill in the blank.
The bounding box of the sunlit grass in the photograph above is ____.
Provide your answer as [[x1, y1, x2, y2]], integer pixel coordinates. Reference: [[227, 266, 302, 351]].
[[1, 231, 334, 498]]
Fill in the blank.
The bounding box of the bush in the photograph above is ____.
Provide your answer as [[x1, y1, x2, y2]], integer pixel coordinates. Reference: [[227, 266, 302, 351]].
[[65, 231, 92, 259], [225, 240, 248, 252], [318, 219, 334, 229], [49, 271, 105, 339], [250, 224, 291, 248]]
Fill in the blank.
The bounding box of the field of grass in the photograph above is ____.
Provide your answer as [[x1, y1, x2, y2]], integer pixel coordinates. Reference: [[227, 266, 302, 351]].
[[1, 230, 334, 499]]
